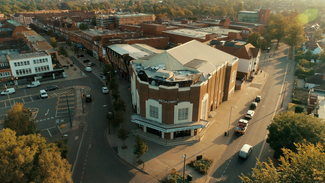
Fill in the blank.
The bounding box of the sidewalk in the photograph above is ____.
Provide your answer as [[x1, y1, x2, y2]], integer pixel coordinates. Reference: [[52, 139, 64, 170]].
[[105, 69, 270, 182]]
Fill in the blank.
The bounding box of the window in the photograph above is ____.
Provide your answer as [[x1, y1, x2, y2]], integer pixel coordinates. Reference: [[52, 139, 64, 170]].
[[14, 63, 17, 67], [27, 61, 30, 65], [17, 62, 20, 66], [149, 106, 158, 119], [178, 108, 188, 120]]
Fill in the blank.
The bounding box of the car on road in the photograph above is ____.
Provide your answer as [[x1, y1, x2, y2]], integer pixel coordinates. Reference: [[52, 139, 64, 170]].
[[102, 87, 109, 94], [40, 89, 48, 99], [255, 95, 261, 103], [1, 88, 15, 95], [78, 54, 84, 57], [245, 110, 255, 119], [250, 101, 257, 110], [86, 94, 92, 102], [87, 62, 95, 67], [27, 81, 40, 88], [100, 72, 104, 77], [83, 59, 90, 63], [235, 119, 248, 135], [239, 144, 253, 159], [45, 85, 59, 91], [85, 67, 92, 72]]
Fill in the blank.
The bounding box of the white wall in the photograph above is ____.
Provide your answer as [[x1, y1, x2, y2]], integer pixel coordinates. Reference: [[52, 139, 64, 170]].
[[237, 58, 250, 73], [9, 54, 53, 77]]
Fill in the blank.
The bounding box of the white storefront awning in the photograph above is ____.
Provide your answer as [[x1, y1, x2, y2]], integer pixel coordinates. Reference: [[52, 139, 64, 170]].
[[131, 114, 209, 133]]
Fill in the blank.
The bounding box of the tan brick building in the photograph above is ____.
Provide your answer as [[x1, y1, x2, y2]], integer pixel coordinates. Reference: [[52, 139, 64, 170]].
[[130, 40, 238, 139]]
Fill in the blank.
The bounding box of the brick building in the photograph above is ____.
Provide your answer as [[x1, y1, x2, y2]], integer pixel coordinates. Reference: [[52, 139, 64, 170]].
[[0, 20, 29, 44], [238, 9, 270, 24], [114, 14, 155, 28], [130, 40, 238, 139]]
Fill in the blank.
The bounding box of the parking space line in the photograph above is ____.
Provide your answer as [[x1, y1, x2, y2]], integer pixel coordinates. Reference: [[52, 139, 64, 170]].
[[4, 102, 7, 108], [47, 129, 52, 137], [30, 96, 33, 102], [21, 98, 25, 104]]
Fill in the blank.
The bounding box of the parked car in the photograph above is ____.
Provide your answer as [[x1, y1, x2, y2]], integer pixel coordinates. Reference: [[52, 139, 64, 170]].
[[85, 67, 92, 72], [87, 62, 95, 67], [45, 85, 59, 91], [86, 94, 92, 102], [27, 81, 40, 88], [78, 54, 84, 57], [83, 59, 90, 63], [100, 72, 104, 77], [250, 101, 258, 110], [245, 110, 255, 119], [239, 144, 253, 159], [102, 87, 109, 94], [1, 88, 15, 95], [40, 89, 48, 99], [255, 95, 261, 103]]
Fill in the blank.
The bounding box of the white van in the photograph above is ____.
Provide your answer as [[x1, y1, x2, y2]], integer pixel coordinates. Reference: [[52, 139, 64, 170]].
[[85, 67, 92, 72], [239, 144, 253, 159], [28, 81, 40, 88], [1, 88, 15, 95], [40, 89, 48, 99]]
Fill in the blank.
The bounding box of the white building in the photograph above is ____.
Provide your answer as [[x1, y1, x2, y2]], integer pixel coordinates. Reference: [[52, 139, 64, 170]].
[[8, 51, 53, 80]]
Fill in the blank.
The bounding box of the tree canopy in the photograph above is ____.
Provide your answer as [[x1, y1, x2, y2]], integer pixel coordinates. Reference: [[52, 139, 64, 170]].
[[134, 135, 148, 161], [266, 111, 325, 158], [4, 103, 37, 136], [247, 32, 262, 48], [79, 23, 88, 30], [0, 128, 72, 183], [50, 37, 57, 48], [240, 142, 325, 183]]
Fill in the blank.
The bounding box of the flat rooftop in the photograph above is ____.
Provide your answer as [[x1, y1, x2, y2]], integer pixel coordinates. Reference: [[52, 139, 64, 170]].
[[196, 26, 241, 35], [114, 13, 153, 18], [83, 29, 123, 36], [7, 20, 22, 26], [239, 11, 258, 14], [162, 28, 209, 39], [107, 44, 153, 59], [8, 51, 49, 61]]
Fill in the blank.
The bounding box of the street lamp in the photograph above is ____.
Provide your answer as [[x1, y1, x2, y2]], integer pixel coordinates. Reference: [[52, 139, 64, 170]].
[[182, 154, 186, 183], [227, 106, 237, 136]]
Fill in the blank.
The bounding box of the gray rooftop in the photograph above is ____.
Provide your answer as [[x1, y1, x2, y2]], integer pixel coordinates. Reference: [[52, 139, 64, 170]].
[[25, 34, 45, 43], [162, 28, 210, 39], [83, 29, 123, 36], [7, 20, 22, 26], [196, 26, 241, 35], [7, 51, 49, 61], [114, 13, 153, 18]]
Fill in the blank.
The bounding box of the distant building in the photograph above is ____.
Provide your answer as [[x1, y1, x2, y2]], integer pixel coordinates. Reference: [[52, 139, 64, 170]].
[[238, 9, 270, 24]]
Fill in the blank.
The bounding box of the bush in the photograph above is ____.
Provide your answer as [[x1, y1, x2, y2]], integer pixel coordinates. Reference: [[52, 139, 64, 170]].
[[162, 168, 188, 183], [292, 98, 302, 104], [187, 158, 213, 174], [295, 105, 304, 113]]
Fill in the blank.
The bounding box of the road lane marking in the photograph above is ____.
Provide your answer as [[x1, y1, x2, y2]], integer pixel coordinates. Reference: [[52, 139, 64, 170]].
[[21, 98, 25, 103], [45, 109, 49, 116], [30, 96, 33, 102], [47, 129, 52, 137]]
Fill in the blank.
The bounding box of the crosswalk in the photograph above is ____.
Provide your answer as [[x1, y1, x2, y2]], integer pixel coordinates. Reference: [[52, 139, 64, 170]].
[[55, 94, 75, 118]]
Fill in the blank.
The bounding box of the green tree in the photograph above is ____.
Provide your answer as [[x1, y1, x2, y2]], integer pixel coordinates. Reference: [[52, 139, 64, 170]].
[[117, 126, 130, 147], [298, 59, 310, 67], [266, 111, 325, 158], [79, 23, 89, 30], [54, 139, 69, 159], [50, 37, 57, 48], [58, 35, 65, 42], [247, 32, 262, 48], [240, 142, 325, 183], [313, 29, 324, 40], [4, 103, 37, 136], [112, 110, 125, 127], [109, 79, 118, 91], [284, 18, 306, 48], [269, 14, 288, 46], [112, 88, 120, 100], [305, 50, 313, 61], [91, 15, 97, 26], [58, 46, 68, 57], [134, 135, 148, 162], [113, 98, 126, 112], [318, 49, 325, 62], [0, 129, 72, 183]]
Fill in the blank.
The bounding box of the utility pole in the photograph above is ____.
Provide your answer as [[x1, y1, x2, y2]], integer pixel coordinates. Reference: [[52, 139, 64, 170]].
[[182, 154, 186, 183]]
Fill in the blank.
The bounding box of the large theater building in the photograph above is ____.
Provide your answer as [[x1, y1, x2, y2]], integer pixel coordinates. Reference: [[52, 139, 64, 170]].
[[130, 40, 238, 139]]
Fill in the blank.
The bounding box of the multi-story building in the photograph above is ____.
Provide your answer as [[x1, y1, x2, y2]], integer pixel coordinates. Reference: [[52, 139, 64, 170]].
[[96, 15, 114, 28], [114, 14, 155, 28], [0, 20, 29, 44], [213, 42, 261, 80], [238, 9, 270, 24], [130, 40, 238, 139]]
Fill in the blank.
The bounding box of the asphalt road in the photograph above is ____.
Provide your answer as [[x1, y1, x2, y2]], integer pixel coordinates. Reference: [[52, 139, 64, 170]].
[[69, 56, 158, 183], [208, 45, 294, 183]]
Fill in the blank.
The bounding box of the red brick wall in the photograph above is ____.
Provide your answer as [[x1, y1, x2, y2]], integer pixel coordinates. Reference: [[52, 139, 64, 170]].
[[121, 25, 141, 32], [161, 32, 206, 44]]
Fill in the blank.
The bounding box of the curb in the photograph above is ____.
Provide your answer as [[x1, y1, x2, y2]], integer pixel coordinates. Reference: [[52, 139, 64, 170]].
[[104, 128, 155, 177]]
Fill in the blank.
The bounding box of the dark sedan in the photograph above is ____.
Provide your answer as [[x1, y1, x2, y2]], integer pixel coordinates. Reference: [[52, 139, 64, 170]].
[[45, 85, 59, 91], [83, 59, 90, 63], [78, 54, 84, 57], [87, 62, 95, 67]]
